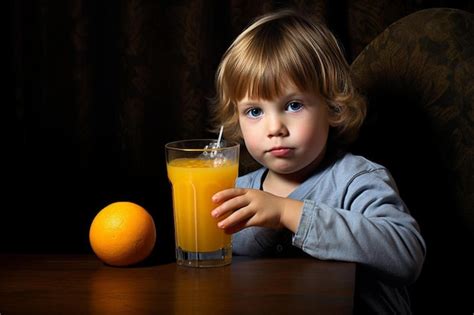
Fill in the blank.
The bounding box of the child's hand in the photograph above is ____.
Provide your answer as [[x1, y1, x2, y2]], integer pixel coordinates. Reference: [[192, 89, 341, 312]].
[[211, 188, 303, 234]]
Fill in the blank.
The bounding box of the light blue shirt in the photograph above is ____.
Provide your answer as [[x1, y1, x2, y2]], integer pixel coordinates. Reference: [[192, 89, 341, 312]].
[[233, 152, 426, 314]]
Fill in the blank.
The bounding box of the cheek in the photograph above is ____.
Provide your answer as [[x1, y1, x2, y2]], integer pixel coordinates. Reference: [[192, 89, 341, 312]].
[[241, 127, 259, 152], [296, 117, 330, 148], [239, 120, 259, 151]]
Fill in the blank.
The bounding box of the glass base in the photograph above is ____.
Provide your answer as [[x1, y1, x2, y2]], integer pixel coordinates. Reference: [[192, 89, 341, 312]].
[[176, 245, 232, 268]]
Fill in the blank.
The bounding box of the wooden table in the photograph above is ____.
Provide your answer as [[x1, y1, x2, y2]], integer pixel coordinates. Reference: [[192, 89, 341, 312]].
[[0, 254, 355, 314]]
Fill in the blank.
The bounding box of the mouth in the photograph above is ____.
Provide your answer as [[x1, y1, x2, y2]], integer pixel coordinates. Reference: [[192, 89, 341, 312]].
[[267, 147, 293, 157]]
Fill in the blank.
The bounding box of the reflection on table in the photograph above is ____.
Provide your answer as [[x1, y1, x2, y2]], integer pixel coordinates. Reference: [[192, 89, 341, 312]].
[[0, 254, 355, 314]]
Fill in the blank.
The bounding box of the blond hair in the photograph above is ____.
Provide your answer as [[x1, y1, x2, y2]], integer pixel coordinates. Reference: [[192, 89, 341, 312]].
[[212, 9, 366, 145]]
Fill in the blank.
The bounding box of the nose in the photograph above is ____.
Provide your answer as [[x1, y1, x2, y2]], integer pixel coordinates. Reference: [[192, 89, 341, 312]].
[[266, 114, 288, 138]]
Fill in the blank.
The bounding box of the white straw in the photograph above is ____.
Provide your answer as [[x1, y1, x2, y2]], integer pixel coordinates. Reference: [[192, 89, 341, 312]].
[[216, 125, 224, 148]]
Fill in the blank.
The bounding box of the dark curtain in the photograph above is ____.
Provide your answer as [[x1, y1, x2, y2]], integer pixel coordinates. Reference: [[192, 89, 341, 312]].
[[5, 0, 473, 253]]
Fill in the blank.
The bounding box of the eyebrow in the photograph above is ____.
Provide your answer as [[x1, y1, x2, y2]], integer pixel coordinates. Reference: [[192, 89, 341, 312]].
[[283, 92, 305, 100], [238, 91, 306, 106]]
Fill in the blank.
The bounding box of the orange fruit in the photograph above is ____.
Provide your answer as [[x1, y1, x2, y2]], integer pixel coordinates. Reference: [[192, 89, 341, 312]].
[[89, 201, 156, 267]]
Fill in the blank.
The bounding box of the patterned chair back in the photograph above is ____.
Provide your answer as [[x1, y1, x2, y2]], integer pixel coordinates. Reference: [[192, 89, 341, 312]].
[[351, 8, 474, 314]]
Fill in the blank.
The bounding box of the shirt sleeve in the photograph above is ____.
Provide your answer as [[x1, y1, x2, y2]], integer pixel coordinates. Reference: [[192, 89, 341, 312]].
[[292, 169, 426, 286], [232, 226, 292, 256]]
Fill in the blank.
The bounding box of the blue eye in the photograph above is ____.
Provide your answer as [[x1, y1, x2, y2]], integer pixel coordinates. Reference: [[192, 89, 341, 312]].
[[246, 107, 263, 118], [286, 101, 303, 112]]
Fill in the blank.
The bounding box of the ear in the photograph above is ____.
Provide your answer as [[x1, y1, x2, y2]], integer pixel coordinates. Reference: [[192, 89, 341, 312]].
[[327, 104, 342, 127], [328, 117, 339, 127]]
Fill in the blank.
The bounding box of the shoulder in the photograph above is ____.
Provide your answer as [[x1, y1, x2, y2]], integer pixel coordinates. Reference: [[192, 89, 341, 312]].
[[330, 152, 399, 193], [327, 152, 397, 188], [313, 152, 405, 211], [331, 152, 387, 176]]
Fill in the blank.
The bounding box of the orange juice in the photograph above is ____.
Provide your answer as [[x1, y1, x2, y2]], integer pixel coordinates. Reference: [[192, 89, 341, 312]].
[[167, 158, 238, 252]]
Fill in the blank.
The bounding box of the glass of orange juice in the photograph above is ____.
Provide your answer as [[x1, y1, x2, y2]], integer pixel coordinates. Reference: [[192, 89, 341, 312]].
[[165, 139, 239, 267]]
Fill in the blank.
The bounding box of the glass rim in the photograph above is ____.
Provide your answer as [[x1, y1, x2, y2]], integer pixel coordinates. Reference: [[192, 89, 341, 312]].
[[165, 139, 240, 152]]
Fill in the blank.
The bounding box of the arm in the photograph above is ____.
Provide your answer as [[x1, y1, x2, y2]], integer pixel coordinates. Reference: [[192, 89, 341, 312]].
[[214, 168, 426, 286], [293, 169, 426, 285]]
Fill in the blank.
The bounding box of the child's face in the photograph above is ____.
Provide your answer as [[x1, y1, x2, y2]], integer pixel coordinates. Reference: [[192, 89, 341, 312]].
[[237, 86, 331, 175]]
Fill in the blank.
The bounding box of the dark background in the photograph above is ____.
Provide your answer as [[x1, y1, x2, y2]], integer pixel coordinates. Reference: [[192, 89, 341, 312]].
[[4, 1, 474, 313]]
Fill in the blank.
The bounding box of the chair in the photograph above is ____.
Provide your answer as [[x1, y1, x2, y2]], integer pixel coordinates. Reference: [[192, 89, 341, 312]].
[[350, 8, 474, 313]]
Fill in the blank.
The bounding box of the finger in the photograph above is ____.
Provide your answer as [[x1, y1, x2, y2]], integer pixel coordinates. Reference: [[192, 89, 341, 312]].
[[212, 194, 249, 218], [212, 188, 246, 203], [217, 205, 254, 229]]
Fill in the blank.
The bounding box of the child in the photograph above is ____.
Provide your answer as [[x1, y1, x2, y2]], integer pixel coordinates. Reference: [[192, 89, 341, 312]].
[[210, 9, 426, 314]]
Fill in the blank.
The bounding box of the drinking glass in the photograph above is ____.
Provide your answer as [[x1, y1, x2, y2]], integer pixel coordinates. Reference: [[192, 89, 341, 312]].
[[165, 139, 239, 267]]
